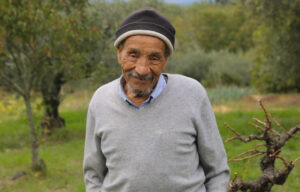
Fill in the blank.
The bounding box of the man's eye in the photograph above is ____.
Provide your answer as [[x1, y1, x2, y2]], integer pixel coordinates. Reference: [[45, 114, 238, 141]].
[[150, 56, 160, 61], [129, 53, 137, 58]]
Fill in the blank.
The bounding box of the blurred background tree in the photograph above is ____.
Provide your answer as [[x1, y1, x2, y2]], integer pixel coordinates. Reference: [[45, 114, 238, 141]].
[[0, 0, 59, 173], [248, 0, 300, 92]]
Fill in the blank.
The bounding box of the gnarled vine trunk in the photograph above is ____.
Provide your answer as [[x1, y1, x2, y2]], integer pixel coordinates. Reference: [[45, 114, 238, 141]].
[[227, 101, 300, 192]]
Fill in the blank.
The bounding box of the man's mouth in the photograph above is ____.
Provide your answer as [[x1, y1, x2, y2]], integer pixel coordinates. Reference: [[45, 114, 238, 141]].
[[126, 71, 154, 82]]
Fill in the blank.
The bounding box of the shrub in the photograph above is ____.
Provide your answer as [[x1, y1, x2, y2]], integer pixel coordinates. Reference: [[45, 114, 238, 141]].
[[166, 49, 212, 82], [166, 49, 254, 88], [204, 50, 253, 87]]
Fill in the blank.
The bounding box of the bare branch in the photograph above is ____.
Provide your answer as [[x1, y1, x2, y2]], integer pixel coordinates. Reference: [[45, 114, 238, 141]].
[[229, 147, 266, 162], [229, 173, 238, 189], [269, 149, 281, 157], [252, 117, 266, 127], [269, 113, 289, 134], [229, 149, 256, 161], [0, 71, 25, 97], [292, 156, 300, 165], [275, 155, 289, 168], [269, 129, 280, 137], [288, 125, 300, 136], [225, 136, 239, 143], [278, 125, 300, 148], [229, 152, 265, 162], [225, 122, 267, 143], [249, 121, 265, 132], [259, 100, 271, 125], [225, 123, 241, 137], [248, 121, 280, 137], [241, 134, 265, 143], [6, 39, 27, 88]]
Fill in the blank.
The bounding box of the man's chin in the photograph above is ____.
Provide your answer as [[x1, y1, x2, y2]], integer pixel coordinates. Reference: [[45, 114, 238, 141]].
[[127, 83, 153, 97]]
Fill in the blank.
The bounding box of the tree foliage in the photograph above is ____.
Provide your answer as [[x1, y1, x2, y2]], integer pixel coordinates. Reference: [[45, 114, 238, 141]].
[[248, 0, 300, 92], [174, 2, 256, 53]]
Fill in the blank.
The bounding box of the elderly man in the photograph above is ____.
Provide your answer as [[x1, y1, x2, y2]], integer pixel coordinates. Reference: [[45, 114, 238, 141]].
[[83, 8, 230, 192]]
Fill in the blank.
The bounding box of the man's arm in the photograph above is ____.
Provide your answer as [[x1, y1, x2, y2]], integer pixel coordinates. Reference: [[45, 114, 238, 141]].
[[196, 94, 230, 192], [83, 105, 107, 192]]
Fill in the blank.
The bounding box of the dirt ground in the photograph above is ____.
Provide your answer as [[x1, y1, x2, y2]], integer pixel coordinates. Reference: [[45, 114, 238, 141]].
[[213, 94, 300, 112]]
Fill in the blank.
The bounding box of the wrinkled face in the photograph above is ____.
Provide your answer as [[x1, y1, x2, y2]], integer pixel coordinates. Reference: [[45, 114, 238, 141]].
[[117, 35, 168, 97]]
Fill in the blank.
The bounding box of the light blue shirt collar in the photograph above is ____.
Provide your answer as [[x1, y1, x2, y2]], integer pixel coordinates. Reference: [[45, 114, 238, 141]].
[[119, 74, 167, 110]]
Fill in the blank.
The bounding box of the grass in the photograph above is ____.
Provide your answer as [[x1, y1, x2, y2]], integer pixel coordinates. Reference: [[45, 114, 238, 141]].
[[0, 91, 299, 192], [0, 111, 86, 192]]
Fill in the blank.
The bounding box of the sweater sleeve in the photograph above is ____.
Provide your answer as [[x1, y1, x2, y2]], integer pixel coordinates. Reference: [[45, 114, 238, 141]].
[[83, 104, 107, 192], [195, 93, 230, 192]]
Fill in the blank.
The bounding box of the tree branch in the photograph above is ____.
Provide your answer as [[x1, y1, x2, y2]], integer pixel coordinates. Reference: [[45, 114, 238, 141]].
[[249, 121, 280, 137], [225, 122, 267, 143], [275, 155, 289, 168], [269, 113, 289, 134], [6, 39, 27, 88], [229, 152, 265, 162], [277, 125, 300, 148], [292, 156, 300, 165], [0, 71, 25, 97], [228, 146, 266, 162]]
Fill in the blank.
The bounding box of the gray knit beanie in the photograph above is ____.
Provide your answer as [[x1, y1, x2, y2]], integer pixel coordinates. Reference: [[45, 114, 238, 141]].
[[114, 8, 176, 55]]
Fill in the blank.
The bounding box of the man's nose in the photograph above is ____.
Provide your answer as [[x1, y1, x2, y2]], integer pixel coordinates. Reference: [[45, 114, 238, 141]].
[[135, 58, 150, 75]]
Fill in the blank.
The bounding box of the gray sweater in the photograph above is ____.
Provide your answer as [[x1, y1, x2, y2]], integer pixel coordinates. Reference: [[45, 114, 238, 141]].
[[83, 74, 230, 192]]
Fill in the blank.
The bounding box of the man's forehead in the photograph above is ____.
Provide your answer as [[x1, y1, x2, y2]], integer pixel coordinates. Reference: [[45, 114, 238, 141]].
[[125, 35, 165, 44], [123, 35, 165, 50]]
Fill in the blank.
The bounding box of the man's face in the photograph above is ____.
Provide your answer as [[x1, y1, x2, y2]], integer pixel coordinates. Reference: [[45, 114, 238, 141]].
[[117, 35, 168, 97]]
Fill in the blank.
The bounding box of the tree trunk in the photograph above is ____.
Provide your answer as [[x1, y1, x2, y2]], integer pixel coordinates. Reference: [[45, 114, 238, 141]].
[[40, 73, 65, 134], [23, 95, 46, 172]]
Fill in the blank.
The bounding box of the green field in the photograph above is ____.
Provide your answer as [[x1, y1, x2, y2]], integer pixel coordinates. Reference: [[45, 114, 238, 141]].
[[0, 92, 299, 192]]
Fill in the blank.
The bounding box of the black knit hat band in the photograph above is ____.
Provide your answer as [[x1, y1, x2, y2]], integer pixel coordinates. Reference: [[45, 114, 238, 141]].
[[114, 8, 175, 55]]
